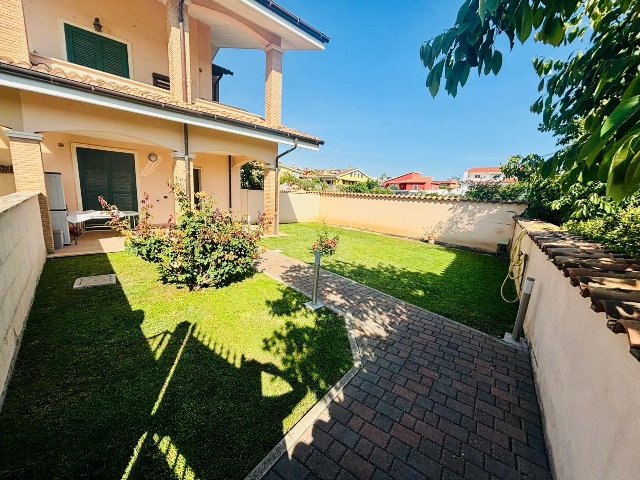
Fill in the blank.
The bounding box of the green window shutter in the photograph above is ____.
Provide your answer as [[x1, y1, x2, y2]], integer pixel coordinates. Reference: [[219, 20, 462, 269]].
[[64, 24, 130, 78], [65, 25, 99, 70], [100, 38, 129, 77]]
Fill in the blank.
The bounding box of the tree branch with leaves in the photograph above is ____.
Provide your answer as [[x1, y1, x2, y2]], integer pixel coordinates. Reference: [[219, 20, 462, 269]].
[[421, 0, 640, 200]]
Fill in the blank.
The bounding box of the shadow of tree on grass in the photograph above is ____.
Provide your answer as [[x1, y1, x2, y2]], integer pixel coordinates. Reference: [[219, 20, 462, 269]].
[[0, 254, 352, 480]]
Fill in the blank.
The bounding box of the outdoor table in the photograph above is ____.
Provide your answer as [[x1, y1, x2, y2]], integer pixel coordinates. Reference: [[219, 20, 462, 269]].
[[66, 210, 139, 244]]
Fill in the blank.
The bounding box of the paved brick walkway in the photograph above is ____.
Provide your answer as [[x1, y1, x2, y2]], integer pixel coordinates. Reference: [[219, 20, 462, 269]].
[[257, 250, 551, 480]]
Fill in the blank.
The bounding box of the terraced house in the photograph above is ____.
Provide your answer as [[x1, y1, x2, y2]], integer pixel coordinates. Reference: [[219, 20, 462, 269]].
[[0, 0, 329, 252]]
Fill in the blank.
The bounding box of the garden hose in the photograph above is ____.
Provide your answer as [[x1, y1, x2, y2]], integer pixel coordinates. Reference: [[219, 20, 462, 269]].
[[501, 228, 528, 303]]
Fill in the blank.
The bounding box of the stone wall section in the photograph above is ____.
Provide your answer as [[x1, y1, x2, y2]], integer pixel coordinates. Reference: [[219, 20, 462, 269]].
[[0, 192, 46, 409]]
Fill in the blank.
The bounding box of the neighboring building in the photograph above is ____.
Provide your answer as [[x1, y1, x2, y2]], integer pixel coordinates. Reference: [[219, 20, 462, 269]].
[[461, 167, 515, 193], [383, 172, 433, 191], [303, 168, 372, 186], [430, 179, 460, 190], [463, 167, 505, 183], [0, 0, 329, 250], [279, 164, 304, 178]]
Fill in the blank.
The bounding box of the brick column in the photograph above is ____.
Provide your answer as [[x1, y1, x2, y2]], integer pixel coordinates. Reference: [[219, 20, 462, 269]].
[[263, 165, 277, 235], [166, 0, 192, 102], [0, 0, 31, 64], [171, 152, 195, 215], [5, 130, 54, 253], [265, 45, 284, 126]]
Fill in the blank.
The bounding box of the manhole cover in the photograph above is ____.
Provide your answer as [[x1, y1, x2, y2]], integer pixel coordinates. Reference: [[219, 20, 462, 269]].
[[73, 274, 117, 290]]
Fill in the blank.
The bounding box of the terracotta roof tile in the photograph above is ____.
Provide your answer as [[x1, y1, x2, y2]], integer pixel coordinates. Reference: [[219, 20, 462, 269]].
[[0, 56, 322, 144], [518, 218, 640, 361]]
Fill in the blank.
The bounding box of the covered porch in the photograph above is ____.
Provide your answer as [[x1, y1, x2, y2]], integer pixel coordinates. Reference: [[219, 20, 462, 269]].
[[0, 88, 284, 254]]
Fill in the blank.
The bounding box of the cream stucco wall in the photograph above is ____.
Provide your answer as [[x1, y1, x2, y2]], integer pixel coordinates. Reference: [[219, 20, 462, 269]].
[[279, 191, 320, 223], [22, 0, 169, 85], [514, 222, 640, 480], [239, 188, 265, 223], [318, 194, 526, 252], [0, 87, 275, 221], [0, 193, 46, 408]]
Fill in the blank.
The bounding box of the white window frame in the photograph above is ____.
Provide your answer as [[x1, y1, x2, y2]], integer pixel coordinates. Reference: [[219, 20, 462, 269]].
[[58, 18, 135, 80]]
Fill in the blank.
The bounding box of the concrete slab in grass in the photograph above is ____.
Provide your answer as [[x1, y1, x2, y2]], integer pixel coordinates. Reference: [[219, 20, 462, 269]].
[[73, 274, 117, 290]]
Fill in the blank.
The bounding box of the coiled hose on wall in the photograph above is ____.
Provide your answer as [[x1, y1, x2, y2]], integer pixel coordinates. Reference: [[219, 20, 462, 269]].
[[501, 228, 528, 303]]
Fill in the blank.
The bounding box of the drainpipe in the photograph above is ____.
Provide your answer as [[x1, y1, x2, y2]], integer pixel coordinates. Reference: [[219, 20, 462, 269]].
[[228, 155, 232, 209], [183, 123, 191, 208], [178, 0, 188, 104], [178, 0, 191, 207], [274, 139, 298, 235]]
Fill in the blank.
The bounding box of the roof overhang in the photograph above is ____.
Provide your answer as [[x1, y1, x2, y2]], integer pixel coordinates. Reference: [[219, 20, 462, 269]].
[[0, 66, 321, 150], [189, 0, 329, 51]]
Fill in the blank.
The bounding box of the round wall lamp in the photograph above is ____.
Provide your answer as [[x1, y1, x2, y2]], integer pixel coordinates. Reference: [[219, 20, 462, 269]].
[[148, 153, 158, 163]]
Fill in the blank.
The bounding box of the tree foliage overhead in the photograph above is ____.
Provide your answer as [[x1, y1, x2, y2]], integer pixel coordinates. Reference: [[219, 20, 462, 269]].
[[420, 0, 640, 201]]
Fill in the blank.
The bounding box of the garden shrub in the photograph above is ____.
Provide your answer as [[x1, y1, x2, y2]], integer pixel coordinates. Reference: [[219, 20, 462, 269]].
[[310, 223, 339, 256], [566, 205, 640, 259], [99, 193, 168, 263], [100, 185, 267, 290], [158, 184, 268, 290]]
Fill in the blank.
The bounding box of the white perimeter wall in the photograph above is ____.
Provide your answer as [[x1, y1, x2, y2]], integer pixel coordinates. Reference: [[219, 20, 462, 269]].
[[514, 221, 640, 480], [0, 193, 46, 408]]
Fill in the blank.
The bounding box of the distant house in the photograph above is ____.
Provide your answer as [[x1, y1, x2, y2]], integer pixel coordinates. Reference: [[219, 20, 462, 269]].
[[431, 179, 460, 190], [383, 172, 433, 191], [279, 164, 304, 178], [303, 168, 372, 186], [463, 167, 507, 183]]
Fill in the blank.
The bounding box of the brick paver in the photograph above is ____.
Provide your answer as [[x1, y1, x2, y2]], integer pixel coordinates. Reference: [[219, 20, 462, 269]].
[[258, 250, 551, 480]]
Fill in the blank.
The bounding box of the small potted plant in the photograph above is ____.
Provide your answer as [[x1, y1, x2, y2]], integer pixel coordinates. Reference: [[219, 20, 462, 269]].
[[422, 223, 442, 244]]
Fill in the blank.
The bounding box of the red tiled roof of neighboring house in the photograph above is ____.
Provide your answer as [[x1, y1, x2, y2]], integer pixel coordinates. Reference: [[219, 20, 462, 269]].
[[0, 56, 323, 145], [383, 172, 432, 185], [520, 219, 640, 361], [467, 166, 501, 173]]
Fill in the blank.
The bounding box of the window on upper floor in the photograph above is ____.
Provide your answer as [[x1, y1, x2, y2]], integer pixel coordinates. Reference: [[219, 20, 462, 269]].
[[64, 24, 130, 78], [474, 174, 481, 178]]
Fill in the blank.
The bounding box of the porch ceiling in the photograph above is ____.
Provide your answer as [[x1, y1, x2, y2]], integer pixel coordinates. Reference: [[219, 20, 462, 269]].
[[189, 0, 327, 51]]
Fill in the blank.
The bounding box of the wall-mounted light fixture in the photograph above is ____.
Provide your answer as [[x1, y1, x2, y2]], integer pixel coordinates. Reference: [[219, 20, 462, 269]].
[[148, 153, 158, 163], [57, 142, 65, 148], [93, 18, 102, 32]]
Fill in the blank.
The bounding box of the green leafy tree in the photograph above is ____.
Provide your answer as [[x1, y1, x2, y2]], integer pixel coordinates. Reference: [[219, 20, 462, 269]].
[[240, 161, 264, 190], [421, 0, 640, 200]]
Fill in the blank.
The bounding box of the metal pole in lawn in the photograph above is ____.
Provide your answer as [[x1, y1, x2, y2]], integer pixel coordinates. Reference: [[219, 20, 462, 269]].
[[508, 277, 535, 346], [306, 251, 324, 310]]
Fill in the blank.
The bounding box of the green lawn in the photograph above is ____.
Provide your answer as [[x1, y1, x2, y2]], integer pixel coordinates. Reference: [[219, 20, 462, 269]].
[[0, 253, 352, 480], [262, 223, 519, 336]]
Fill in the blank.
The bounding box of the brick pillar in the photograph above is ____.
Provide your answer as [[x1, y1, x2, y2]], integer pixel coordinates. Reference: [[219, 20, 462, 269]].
[[263, 165, 276, 235], [5, 130, 54, 253], [171, 152, 194, 216], [0, 0, 31, 64], [265, 45, 283, 126], [166, 0, 192, 102]]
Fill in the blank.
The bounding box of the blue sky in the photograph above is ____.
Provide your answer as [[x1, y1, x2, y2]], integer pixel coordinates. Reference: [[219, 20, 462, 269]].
[[216, 1, 574, 179]]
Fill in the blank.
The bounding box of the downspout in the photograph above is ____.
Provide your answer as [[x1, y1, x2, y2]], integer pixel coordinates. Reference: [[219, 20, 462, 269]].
[[178, 0, 191, 207], [228, 155, 232, 209], [274, 139, 298, 235]]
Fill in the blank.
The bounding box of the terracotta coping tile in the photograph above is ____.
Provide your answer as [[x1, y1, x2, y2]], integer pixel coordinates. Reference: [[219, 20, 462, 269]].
[[566, 269, 640, 281], [517, 218, 640, 361], [609, 319, 640, 347]]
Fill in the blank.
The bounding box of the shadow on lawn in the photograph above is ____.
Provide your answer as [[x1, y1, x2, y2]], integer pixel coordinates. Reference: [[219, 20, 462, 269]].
[[275, 249, 519, 337], [0, 254, 348, 480]]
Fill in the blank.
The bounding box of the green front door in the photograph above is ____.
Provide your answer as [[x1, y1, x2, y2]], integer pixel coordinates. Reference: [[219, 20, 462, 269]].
[[77, 147, 138, 212]]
